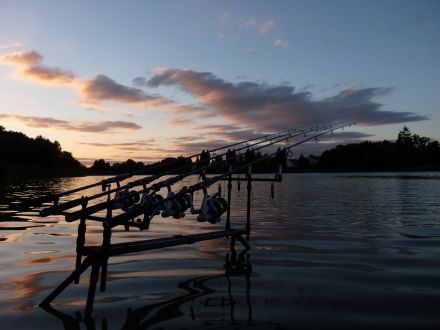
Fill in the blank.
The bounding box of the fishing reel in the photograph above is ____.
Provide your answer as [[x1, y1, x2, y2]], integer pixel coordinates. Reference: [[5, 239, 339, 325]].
[[161, 186, 192, 219], [140, 192, 164, 216], [112, 189, 140, 211], [131, 192, 165, 231], [192, 187, 228, 224]]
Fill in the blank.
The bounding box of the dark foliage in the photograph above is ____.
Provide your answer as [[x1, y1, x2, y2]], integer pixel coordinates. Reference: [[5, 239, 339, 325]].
[[90, 127, 440, 176], [143, 156, 192, 174], [111, 159, 145, 174], [89, 159, 111, 174], [4, 124, 436, 178], [0, 125, 85, 177], [88, 156, 193, 175], [316, 126, 440, 171]]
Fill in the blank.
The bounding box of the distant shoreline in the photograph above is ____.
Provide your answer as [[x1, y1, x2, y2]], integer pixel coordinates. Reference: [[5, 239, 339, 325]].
[[2, 125, 439, 178], [4, 169, 440, 180]]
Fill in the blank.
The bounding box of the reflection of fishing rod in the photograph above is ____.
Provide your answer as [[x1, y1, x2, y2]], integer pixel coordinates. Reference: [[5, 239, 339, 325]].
[[40, 253, 251, 330], [100, 123, 353, 228], [63, 124, 331, 223], [122, 253, 252, 329], [13, 126, 313, 211]]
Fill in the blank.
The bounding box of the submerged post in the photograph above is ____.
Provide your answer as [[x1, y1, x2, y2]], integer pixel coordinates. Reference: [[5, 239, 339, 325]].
[[85, 260, 101, 317], [100, 220, 111, 292], [75, 197, 88, 284], [226, 165, 232, 233], [246, 166, 252, 241]]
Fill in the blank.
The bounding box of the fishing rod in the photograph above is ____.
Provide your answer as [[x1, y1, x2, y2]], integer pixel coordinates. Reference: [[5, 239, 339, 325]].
[[13, 126, 309, 211], [33, 121, 355, 317], [64, 123, 346, 225], [61, 124, 331, 222], [104, 123, 353, 228], [36, 124, 328, 217]]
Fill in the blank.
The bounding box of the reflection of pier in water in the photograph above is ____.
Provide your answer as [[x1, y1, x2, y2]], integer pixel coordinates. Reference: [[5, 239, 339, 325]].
[[42, 253, 281, 329]]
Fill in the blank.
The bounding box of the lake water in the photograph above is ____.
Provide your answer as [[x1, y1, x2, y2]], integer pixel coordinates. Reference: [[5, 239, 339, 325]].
[[0, 173, 439, 329]]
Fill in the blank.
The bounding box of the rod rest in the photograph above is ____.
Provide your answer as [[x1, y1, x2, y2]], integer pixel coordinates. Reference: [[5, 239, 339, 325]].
[[80, 229, 247, 257], [101, 173, 132, 190]]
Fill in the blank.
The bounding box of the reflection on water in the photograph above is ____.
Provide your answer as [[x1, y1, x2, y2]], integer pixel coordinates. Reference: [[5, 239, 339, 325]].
[[41, 253, 260, 330], [1, 173, 440, 329]]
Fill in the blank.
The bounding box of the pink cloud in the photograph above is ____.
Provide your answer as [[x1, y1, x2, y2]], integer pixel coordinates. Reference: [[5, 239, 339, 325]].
[[273, 38, 289, 48], [0, 50, 75, 85], [239, 17, 257, 29], [146, 68, 428, 130], [23, 65, 76, 84], [259, 20, 276, 34], [77, 74, 170, 109], [0, 113, 141, 133], [0, 48, 169, 109], [0, 51, 42, 66]]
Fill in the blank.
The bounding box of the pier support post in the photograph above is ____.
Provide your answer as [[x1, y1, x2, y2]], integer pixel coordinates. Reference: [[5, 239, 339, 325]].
[[85, 259, 101, 318], [100, 221, 111, 292], [75, 197, 88, 284], [246, 166, 252, 241], [40, 256, 94, 306], [226, 165, 232, 236]]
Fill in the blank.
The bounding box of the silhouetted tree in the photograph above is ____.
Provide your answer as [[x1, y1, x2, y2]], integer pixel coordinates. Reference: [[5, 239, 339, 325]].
[[111, 159, 144, 173], [316, 127, 440, 171], [298, 154, 309, 168], [90, 159, 111, 174], [0, 126, 84, 177]]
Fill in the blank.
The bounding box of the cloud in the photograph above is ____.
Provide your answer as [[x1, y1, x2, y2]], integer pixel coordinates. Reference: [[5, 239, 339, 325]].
[[172, 139, 234, 156], [0, 42, 23, 51], [146, 68, 428, 131], [0, 50, 42, 66], [164, 103, 216, 126], [23, 65, 76, 84], [196, 124, 243, 132], [273, 38, 289, 48], [172, 128, 374, 159], [77, 140, 156, 151], [132, 76, 147, 87], [0, 50, 76, 85], [193, 124, 265, 141], [77, 74, 169, 108], [0, 48, 169, 109], [238, 18, 276, 34], [247, 48, 257, 54], [79, 120, 142, 132], [326, 131, 373, 140], [239, 17, 257, 29], [260, 20, 276, 34], [78, 141, 150, 147], [0, 114, 141, 132], [285, 131, 375, 157], [219, 12, 230, 22]]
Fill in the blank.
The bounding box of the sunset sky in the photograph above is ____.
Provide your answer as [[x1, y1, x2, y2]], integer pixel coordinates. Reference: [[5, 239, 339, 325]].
[[1, 0, 439, 165]]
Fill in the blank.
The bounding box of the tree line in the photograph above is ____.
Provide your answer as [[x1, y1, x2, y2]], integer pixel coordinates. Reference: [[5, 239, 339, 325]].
[[0, 125, 84, 177], [1, 125, 439, 177], [294, 126, 440, 171], [89, 152, 279, 175]]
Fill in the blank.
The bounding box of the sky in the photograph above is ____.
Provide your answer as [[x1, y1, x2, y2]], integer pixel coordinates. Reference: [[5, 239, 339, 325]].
[[0, 0, 439, 165]]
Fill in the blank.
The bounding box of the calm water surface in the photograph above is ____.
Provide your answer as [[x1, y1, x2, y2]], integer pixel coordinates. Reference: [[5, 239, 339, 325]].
[[0, 173, 439, 329]]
